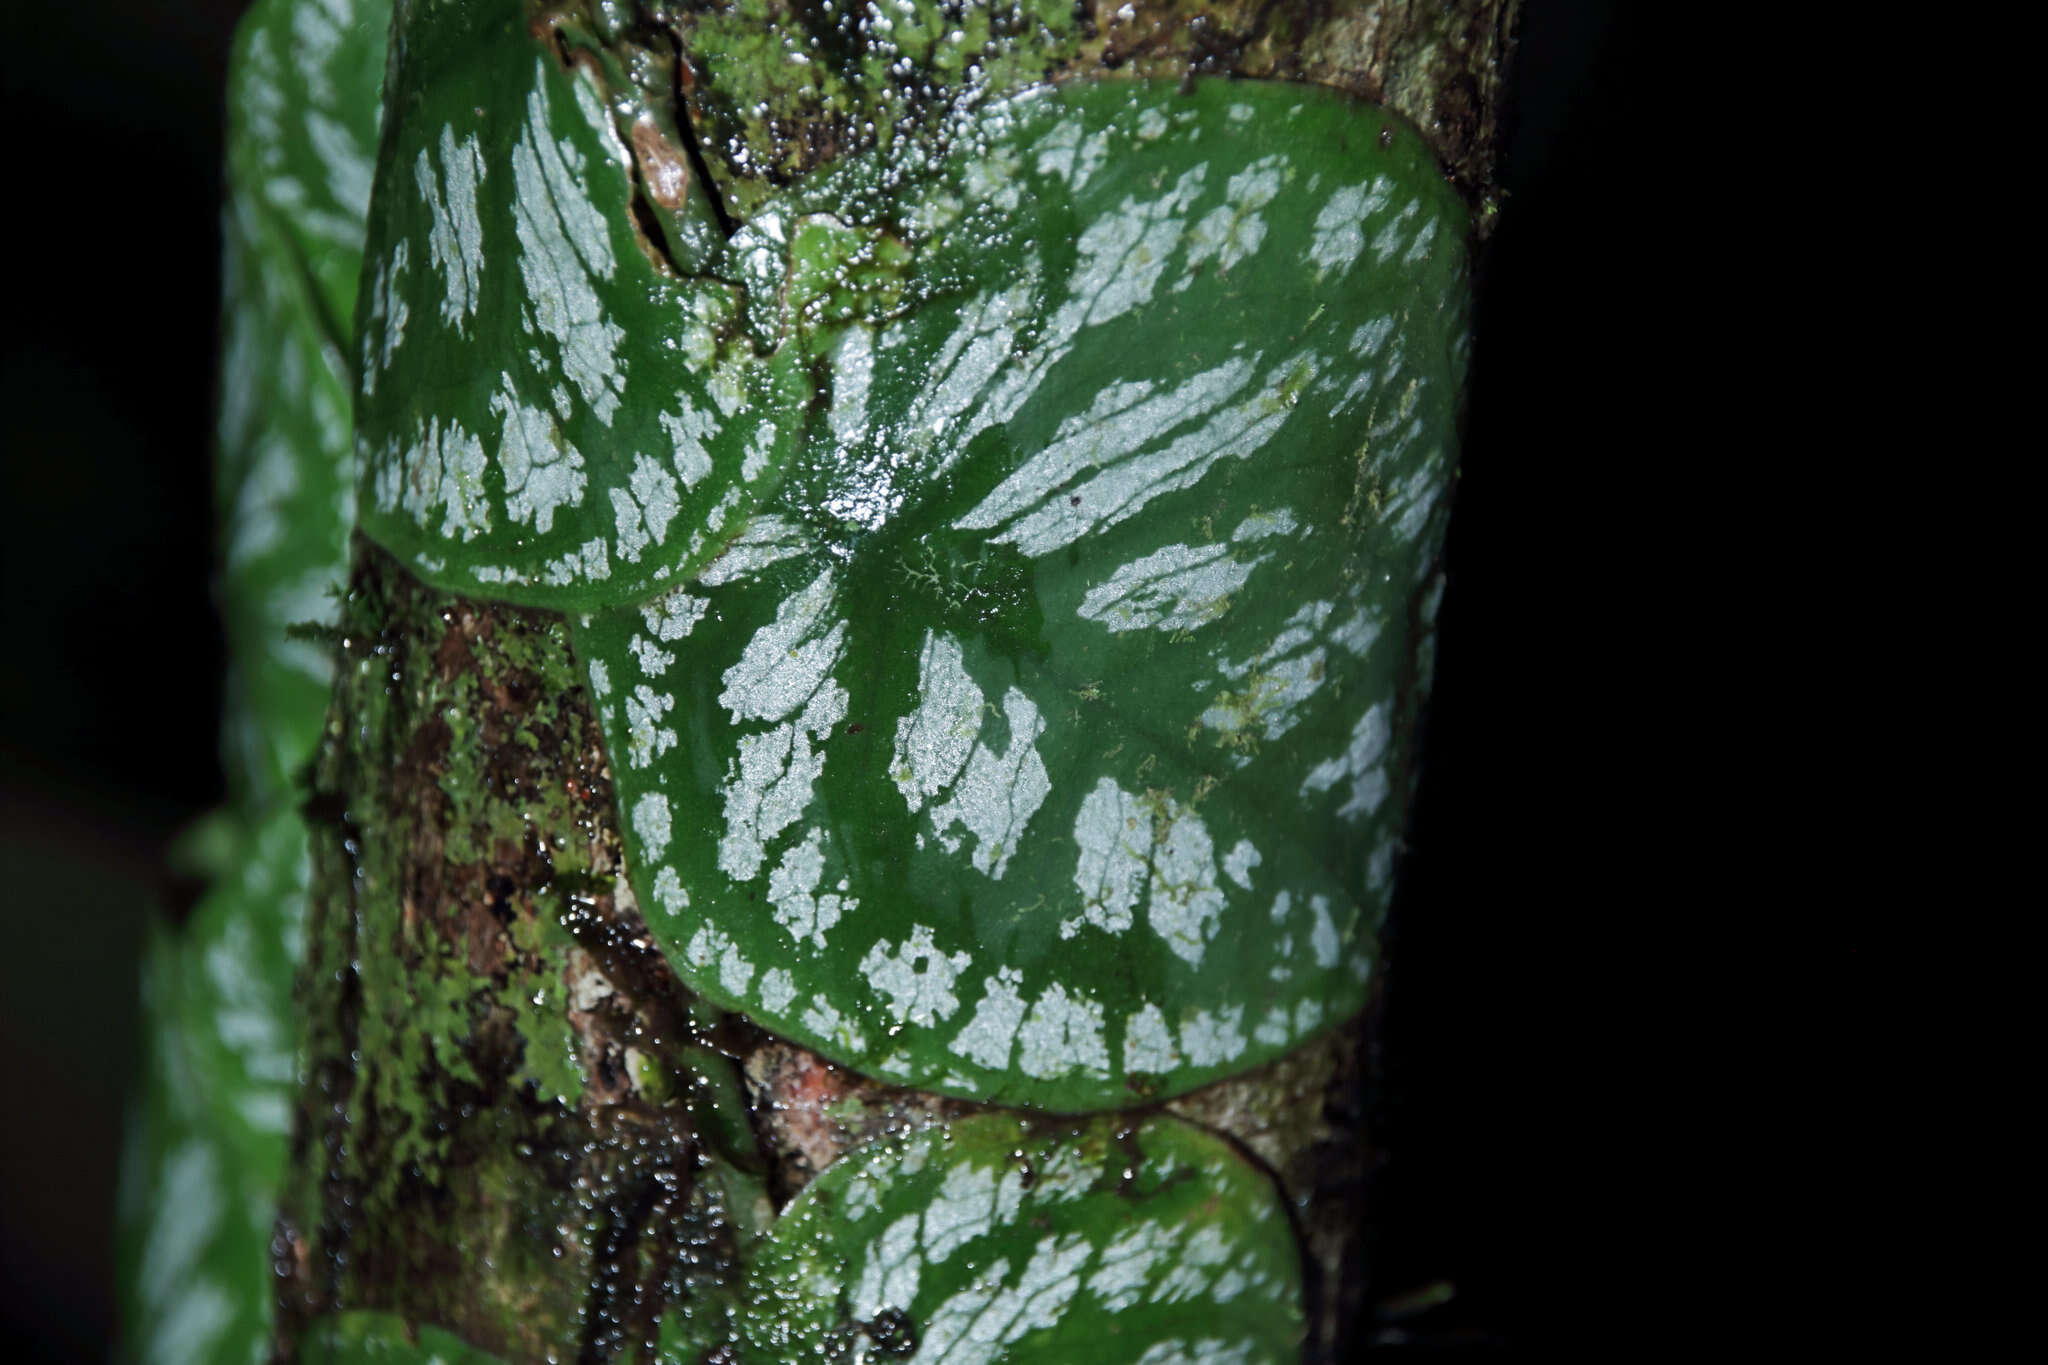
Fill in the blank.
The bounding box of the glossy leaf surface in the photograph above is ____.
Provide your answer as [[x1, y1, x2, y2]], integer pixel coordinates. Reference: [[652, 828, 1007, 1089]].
[[580, 78, 1468, 1109], [217, 0, 389, 804], [354, 1, 806, 608], [724, 1113, 1303, 1363]]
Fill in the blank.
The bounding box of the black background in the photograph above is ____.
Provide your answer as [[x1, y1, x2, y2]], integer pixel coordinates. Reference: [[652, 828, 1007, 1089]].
[[1, 2, 1642, 1357]]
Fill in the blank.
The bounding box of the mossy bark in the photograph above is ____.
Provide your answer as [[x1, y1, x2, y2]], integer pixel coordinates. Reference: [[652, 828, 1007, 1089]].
[[278, 540, 770, 1360], [560, 0, 1514, 232], [277, 3, 1519, 1360]]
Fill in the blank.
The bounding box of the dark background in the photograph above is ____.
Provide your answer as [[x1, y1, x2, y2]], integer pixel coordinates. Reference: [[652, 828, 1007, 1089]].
[[1, 2, 1639, 1357]]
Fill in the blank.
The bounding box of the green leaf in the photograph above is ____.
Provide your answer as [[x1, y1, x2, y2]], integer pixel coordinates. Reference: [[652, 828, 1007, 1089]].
[[354, 1, 808, 608], [222, 0, 389, 346], [579, 79, 1469, 1109], [118, 808, 310, 1365], [217, 0, 390, 805], [131, 9, 387, 1356], [728, 1113, 1304, 1363]]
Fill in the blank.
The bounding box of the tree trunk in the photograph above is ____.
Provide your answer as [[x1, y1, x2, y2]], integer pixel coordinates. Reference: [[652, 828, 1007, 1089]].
[[121, 3, 1517, 1363]]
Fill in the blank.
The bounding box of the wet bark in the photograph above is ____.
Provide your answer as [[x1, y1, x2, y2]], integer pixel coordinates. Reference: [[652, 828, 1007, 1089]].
[[275, 3, 1519, 1361]]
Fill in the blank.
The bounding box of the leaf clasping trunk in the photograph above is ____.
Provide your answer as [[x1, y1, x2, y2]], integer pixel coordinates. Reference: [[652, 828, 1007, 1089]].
[[118, 3, 1519, 1362]]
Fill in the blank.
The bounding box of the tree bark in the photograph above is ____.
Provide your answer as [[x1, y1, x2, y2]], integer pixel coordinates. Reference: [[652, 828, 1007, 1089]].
[[264, 3, 1520, 1361]]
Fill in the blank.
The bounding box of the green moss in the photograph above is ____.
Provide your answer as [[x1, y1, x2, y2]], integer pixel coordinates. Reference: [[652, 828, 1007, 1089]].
[[434, 617, 593, 870], [821, 1093, 867, 1126], [281, 547, 637, 1353], [499, 908, 585, 1108], [301, 1309, 511, 1362], [672, 0, 1085, 220], [788, 217, 914, 334], [476, 614, 579, 709], [280, 543, 813, 1357]]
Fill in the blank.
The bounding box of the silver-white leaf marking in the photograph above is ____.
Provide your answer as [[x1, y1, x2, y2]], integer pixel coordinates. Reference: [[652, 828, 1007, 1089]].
[[1122, 1003, 1180, 1075], [1015, 983, 1109, 1081], [415, 126, 486, 330], [957, 353, 1319, 559], [1069, 780, 1224, 966], [715, 572, 848, 881], [1071, 778, 1147, 936], [631, 791, 671, 859], [685, 922, 755, 998], [491, 379, 587, 534], [890, 632, 1049, 879], [511, 66, 626, 424], [861, 924, 971, 1026], [623, 684, 676, 768], [949, 966, 1027, 1071], [765, 827, 855, 948], [1078, 541, 1257, 635], [1180, 154, 1281, 279], [718, 570, 844, 725], [1300, 699, 1392, 819]]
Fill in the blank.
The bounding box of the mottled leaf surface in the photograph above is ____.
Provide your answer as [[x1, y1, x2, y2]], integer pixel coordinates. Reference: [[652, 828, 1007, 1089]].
[[723, 1113, 1303, 1363], [354, 1, 806, 607], [217, 0, 389, 805], [118, 810, 310, 1365], [581, 79, 1468, 1109], [117, 7, 387, 1362], [224, 0, 388, 340]]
